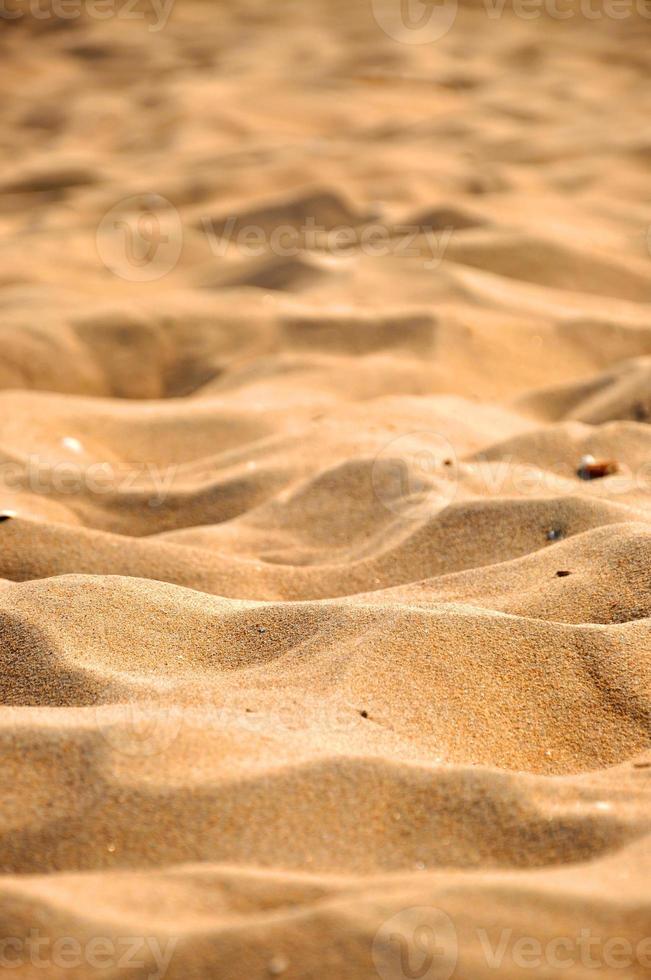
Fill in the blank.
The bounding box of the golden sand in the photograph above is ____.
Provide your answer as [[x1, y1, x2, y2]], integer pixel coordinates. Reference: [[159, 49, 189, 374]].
[[0, 3, 650, 977]]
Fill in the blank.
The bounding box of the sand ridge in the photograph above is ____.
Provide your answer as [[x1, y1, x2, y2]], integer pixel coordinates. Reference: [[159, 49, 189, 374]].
[[1, 1, 651, 977]]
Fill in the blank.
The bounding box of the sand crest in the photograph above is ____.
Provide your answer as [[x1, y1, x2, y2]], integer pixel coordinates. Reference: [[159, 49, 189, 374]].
[[1, 2, 650, 978]]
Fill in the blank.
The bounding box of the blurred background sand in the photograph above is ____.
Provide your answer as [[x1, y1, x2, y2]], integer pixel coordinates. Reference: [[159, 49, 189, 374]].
[[0, 2, 650, 977]]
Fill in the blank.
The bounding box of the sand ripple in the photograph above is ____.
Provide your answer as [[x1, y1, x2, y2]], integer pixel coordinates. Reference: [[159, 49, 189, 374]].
[[1, 3, 651, 977]]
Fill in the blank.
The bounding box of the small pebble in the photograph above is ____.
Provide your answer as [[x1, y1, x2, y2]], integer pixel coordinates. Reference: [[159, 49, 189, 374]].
[[546, 527, 563, 541], [577, 455, 618, 480], [556, 570, 571, 577], [62, 436, 83, 454]]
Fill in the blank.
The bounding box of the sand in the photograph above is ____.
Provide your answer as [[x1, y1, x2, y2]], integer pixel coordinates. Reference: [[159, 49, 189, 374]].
[[0, 2, 650, 978]]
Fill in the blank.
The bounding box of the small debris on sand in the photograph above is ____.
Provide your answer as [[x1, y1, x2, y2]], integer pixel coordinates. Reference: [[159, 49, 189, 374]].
[[577, 454, 619, 480]]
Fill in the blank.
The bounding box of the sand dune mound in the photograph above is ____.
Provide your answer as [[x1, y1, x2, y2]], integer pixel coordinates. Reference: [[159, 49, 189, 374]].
[[2, 2, 651, 977], [402, 204, 486, 233], [200, 188, 369, 241], [1, 749, 646, 874], [0, 573, 648, 776], [199, 253, 341, 292], [380, 522, 651, 624], [518, 359, 651, 423], [446, 232, 651, 302], [279, 311, 438, 356]]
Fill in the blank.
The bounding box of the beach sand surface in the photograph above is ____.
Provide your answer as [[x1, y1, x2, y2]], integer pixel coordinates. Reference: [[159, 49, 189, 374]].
[[0, 3, 650, 977]]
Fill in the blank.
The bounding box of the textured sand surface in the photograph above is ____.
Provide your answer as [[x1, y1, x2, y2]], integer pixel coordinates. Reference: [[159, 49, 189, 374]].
[[1, 2, 651, 978]]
